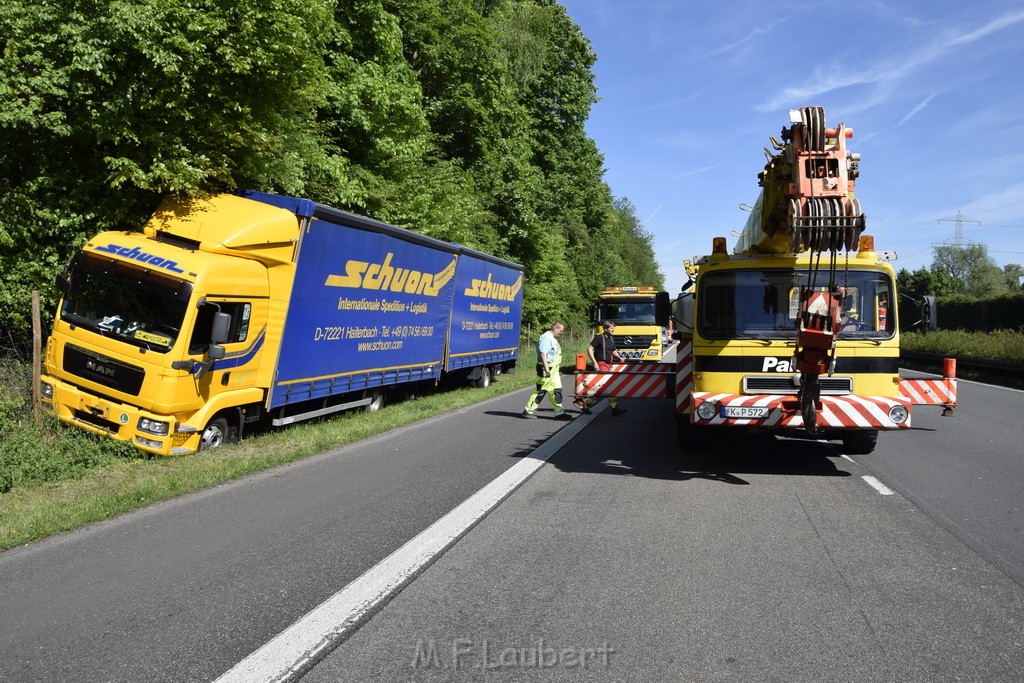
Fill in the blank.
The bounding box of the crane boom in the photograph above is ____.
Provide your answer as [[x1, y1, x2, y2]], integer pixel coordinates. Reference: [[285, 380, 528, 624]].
[[735, 106, 866, 256]]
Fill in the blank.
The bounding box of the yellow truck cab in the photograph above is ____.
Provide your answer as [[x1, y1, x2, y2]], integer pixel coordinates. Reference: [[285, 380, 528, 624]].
[[590, 286, 672, 362], [675, 236, 903, 453]]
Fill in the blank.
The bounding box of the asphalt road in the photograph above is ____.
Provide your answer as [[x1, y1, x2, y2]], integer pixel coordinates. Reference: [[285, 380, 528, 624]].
[[0, 385, 571, 681], [857, 371, 1024, 587], [306, 392, 1024, 682], [1, 374, 1023, 681]]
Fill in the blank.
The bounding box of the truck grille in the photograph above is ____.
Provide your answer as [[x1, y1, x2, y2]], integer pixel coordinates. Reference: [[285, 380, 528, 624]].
[[743, 375, 853, 395], [63, 344, 145, 396], [611, 334, 656, 349]]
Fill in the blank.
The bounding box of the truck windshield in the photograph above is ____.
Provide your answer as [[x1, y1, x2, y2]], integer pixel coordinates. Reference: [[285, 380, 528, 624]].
[[698, 268, 895, 341], [59, 252, 193, 353], [596, 298, 657, 324]]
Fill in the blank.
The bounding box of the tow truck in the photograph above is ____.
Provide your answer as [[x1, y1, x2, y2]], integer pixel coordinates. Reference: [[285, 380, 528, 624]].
[[590, 286, 672, 362]]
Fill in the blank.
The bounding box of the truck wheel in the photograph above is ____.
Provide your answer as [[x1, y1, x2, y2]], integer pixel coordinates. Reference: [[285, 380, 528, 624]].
[[366, 389, 384, 412], [842, 429, 878, 455], [200, 417, 230, 451], [476, 367, 492, 388]]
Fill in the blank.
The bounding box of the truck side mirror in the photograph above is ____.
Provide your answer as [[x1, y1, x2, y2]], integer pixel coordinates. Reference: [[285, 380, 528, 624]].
[[922, 295, 937, 332], [673, 293, 694, 333], [54, 272, 69, 294], [207, 344, 226, 360], [655, 291, 671, 327], [588, 304, 598, 324], [211, 311, 231, 344]]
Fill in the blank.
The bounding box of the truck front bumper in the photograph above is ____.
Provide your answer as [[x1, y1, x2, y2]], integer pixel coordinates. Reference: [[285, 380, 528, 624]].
[[689, 392, 911, 430], [39, 375, 190, 455]]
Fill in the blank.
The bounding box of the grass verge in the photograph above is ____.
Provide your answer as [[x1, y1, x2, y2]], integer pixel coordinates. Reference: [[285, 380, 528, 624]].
[[901, 328, 1024, 362], [900, 328, 1024, 390]]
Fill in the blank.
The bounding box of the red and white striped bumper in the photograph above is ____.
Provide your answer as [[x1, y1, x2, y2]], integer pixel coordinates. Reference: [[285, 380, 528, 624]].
[[899, 377, 957, 407], [574, 363, 674, 399], [689, 392, 912, 430]]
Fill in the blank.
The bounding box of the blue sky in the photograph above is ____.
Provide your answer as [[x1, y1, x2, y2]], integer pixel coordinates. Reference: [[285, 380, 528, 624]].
[[559, 0, 1024, 295]]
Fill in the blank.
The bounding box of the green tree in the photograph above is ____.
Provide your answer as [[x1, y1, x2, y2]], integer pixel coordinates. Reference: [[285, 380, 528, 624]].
[[308, 0, 497, 250], [380, 0, 537, 255], [513, 0, 613, 328], [932, 243, 1007, 297], [1002, 263, 1024, 291], [897, 266, 960, 302], [0, 0, 332, 331], [385, 0, 590, 328], [610, 198, 664, 290], [0, 0, 665, 341]]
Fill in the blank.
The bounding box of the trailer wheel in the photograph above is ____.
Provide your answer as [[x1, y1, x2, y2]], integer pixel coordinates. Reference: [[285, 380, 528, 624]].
[[366, 389, 384, 413], [200, 417, 230, 451], [476, 367, 492, 388], [842, 429, 878, 455]]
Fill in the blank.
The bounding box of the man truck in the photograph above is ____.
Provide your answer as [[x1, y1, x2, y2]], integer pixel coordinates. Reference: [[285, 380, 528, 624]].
[[40, 190, 523, 455], [575, 107, 956, 453]]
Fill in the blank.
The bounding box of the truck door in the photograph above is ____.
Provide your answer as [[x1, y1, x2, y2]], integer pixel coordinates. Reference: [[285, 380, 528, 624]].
[[186, 299, 267, 394]]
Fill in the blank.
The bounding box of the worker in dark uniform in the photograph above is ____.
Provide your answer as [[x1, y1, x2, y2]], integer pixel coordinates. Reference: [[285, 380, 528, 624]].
[[574, 320, 628, 416]]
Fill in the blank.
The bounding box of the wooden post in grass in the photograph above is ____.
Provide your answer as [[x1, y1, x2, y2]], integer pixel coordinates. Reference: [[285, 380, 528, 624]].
[[32, 291, 42, 426]]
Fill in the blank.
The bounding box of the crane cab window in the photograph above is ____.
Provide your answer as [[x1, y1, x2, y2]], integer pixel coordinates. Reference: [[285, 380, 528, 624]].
[[699, 269, 895, 340]]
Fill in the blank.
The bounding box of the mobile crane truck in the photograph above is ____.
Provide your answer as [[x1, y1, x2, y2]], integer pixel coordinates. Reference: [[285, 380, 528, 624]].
[[575, 107, 956, 453], [39, 190, 523, 455]]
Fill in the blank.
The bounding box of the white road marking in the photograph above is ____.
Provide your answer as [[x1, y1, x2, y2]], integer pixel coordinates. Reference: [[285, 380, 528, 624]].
[[862, 475, 894, 496], [216, 412, 593, 683], [842, 454, 895, 495]]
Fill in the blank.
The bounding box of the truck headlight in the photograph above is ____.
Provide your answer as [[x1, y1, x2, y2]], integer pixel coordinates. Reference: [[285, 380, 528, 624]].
[[888, 405, 909, 424], [695, 401, 718, 421], [40, 381, 53, 400], [138, 418, 170, 436]]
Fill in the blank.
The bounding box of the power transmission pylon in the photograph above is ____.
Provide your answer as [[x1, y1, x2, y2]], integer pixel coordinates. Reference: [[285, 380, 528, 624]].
[[937, 210, 981, 247]]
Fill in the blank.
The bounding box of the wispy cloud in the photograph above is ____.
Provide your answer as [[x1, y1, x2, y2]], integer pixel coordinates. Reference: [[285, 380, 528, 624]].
[[949, 9, 1024, 46], [655, 238, 685, 255], [645, 205, 662, 223], [757, 9, 1024, 112], [671, 165, 719, 180], [963, 181, 1024, 221], [896, 93, 938, 126], [757, 59, 917, 112], [861, 1, 927, 29], [705, 20, 787, 58]]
